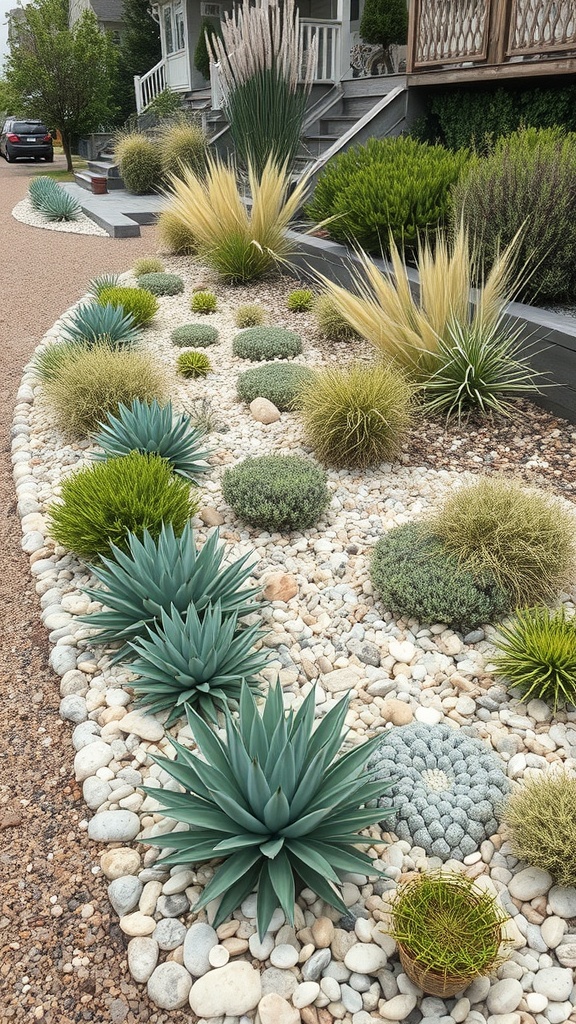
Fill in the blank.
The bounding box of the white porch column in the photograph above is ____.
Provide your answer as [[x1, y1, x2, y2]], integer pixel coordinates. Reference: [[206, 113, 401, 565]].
[[337, 0, 351, 81]]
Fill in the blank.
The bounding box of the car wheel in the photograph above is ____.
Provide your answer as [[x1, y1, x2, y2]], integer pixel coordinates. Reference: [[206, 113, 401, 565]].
[[5, 150, 14, 163], [45, 155, 54, 163]]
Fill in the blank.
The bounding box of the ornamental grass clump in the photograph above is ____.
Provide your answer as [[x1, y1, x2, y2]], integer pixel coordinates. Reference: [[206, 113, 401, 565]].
[[234, 304, 266, 328], [157, 210, 196, 254], [92, 399, 211, 483], [299, 363, 413, 469], [159, 119, 208, 181], [287, 289, 314, 312], [60, 301, 140, 349], [237, 362, 314, 411], [389, 872, 508, 997], [431, 477, 576, 606], [222, 455, 330, 532], [371, 522, 511, 630], [49, 452, 196, 562], [306, 136, 468, 253], [313, 294, 359, 342], [493, 606, 576, 711], [98, 286, 159, 327], [127, 603, 268, 725], [207, 0, 316, 175], [115, 132, 163, 195], [190, 291, 217, 314], [133, 257, 165, 277], [233, 326, 302, 361], [32, 341, 90, 384], [315, 225, 519, 377], [503, 772, 576, 887], [81, 523, 261, 653], [163, 155, 310, 283], [144, 681, 394, 937], [42, 344, 168, 436], [177, 351, 212, 378], [171, 324, 219, 347], [136, 272, 184, 296]]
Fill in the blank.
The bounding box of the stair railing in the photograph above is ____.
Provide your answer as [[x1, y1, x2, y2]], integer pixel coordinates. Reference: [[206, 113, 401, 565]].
[[134, 58, 167, 114]]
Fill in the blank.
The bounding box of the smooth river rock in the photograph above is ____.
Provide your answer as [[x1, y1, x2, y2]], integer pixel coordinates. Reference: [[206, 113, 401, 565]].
[[183, 922, 218, 977], [257, 993, 299, 1024], [87, 810, 140, 842], [147, 962, 192, 1009], [188, 961, 261, 1017]]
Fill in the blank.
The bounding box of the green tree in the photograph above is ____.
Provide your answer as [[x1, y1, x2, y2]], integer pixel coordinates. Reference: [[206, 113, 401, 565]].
[[115, 0, 162, 120], [0, 78, 21, 119], [359, 0, 408, 73], [5, 0, 118, 170], [194, 18, 221, 81]]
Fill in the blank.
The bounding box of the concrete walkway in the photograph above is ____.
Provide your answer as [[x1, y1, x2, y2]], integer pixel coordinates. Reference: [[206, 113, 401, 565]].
[[62, 182, 167, 238]]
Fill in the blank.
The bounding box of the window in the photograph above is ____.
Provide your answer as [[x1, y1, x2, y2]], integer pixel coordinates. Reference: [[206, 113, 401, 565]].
[[164, 4, 174, 53], [175, 2, 185, 50], [162, 2, 185, 55]]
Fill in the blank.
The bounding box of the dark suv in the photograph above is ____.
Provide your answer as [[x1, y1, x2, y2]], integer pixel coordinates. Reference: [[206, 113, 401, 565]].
[[0, 119, 54, 162]]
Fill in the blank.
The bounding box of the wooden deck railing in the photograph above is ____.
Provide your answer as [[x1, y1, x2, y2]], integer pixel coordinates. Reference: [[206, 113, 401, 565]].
[[407, 0, 576, 73]]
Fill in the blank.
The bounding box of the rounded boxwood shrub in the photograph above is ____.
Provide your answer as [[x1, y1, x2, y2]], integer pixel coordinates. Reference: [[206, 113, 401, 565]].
[[222, 455, 330, 532], [371, 522, 512, 630], [177, 351, 212, 378], [137, 272, 184, 296], [299, 362, 413, 468], [306, 136, 469, 253], [234, 304, 266, 328], [43, 343, 168, 436], [171, 323, 219, 347], [233, 327, 302, 361], [49, 451, 197, 561], [98, 286, 159, 327], [237, 362, 314, 411], [115, 133, 163, 195], [191, 291, 217, 314], [431, 477, 576, 606]]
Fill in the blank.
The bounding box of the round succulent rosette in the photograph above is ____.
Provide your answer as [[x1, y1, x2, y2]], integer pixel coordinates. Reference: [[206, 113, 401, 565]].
[[369, 723, 509, 861]]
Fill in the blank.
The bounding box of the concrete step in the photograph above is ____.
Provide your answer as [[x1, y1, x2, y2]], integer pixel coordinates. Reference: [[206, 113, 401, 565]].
[[88, 158, 122, 179], [318, 115, 358, 136], [74, 170, 125, 192]]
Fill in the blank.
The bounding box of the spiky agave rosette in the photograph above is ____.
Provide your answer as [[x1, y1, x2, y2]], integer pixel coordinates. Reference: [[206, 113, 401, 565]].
[[142, 683, 394, 937]]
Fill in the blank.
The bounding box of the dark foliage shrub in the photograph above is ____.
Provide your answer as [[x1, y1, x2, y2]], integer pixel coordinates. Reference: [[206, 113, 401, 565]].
[[222, 455, 330, 531]]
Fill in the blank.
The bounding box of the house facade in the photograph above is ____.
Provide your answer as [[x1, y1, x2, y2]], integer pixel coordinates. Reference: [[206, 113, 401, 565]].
[[69, 0, 125, 43]]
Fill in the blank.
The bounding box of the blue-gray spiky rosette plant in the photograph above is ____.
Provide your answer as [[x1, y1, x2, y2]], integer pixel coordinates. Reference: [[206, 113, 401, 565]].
[[143, 682, 394, 937]]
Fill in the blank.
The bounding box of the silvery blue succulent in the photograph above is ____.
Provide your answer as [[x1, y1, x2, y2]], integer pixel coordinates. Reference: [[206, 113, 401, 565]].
[[369, 723, 509, 860]]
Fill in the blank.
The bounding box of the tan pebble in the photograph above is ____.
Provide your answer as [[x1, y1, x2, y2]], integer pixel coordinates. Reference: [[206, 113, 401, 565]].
[[222, 937, 249, 956], [119, 912, 156, 937], [263, 571, 298, 603], [166, 946, 184, 965], [199, 507, 224, 527], [380, 699, 414, 726], [299, 943, 315, 963], [300, 1007, 319, 1024], [311, 917, 334, 948], [100, 848, 140, 880], [216, 920, 240, 939], [297, 927, 315, 946], [249, 397, 281, 424]]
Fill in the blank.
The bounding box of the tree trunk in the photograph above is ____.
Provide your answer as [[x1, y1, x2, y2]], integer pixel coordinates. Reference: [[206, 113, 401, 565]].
[[61, 132, 73, 172]]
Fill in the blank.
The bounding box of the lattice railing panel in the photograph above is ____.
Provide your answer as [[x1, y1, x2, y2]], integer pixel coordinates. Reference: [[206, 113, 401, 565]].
[[508, 0, 576, 52], [414, 0, 490, 65]]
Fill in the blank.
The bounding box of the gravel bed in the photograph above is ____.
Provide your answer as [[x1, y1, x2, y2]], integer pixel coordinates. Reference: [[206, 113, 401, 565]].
[[12, 257, 576, 1024], [12, 196, 109, 236]]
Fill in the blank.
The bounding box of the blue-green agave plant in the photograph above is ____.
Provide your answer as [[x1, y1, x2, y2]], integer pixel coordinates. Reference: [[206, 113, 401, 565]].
[[61, 301, 140, 348], [88, 273, 121, 298], [92, 399, 211, 482], [127, 602, 269, 725], [81, 523, 261, 657], [144, 683, 394, 937], [29, 175, 57, 210], [39, 187, 82, 222]]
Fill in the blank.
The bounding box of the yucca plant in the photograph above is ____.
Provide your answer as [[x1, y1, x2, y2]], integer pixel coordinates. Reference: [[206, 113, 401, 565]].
[[177, 351, 212, 378], [315, 226, 520, 377], [127, 603, 268, 725], [60, 301, 140, 348], [207, 0, 316, 174], [423, 317, 544, 422], [81, 523, 261, 654], [88, 274, 121, 299], [163, 155, 310, 283], [29, 175, 58, 210], [40, 188, 82, 222], [92, 399, 211, 482], [493, 605, 576, 711], [145, 682, 394, 937]]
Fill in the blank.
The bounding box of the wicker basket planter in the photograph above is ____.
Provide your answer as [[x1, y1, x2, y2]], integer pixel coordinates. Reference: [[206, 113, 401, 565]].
[[398, 941, 478, 997]]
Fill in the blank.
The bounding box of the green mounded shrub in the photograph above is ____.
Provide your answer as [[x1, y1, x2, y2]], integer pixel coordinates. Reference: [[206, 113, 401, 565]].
[[48, 452, 197, 562], [452, 127, 576, 301], [127, 603, 269, 725], [493, 606, 576, 711], [190, 290, 217, 314], [371, 522, 512, 630], [502, 773, 576, 888], [177, 351, 212, 378], [81, 523, 261, 654], [431, 477, 576, 606], [237, 362, 314, 411], [222, 455, 330, 532], [159, 120, 208, 181], [313, 294, 360, 342], [299, 363, 413, 469], [144, 681, 394, 937], [61, 302, 140, 348], [157, 210, 196, 254], [147, 87, 183, 118], [287, 288, 314, 312], [234, 304, 266, 329], [133, 257, 165, 277], [194, 17, 221, 80], [136, 272, 184, 296], [92, 398, 211, 483], [43, 343, 168, 436], [115, 133, 163, 195], [359, 0, 407, 73], [306, 136, 469, 253], [171, 323, 219, 347], [98, 286, 159, 327], [233, 326, 302, 361], [390, 872, 507, 991]]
